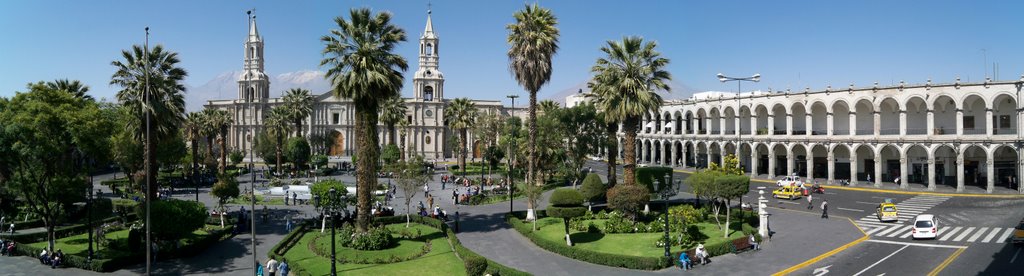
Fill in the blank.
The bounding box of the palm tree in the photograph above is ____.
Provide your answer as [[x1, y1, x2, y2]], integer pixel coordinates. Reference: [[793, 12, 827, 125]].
[[199, 108, 218, 170], [444, 98, 477, 178], [265, 107, 291, 175], [183, 111, 204, 199], [538, 100, 560, 114], [46, 79, 93, 100], [588, 36, 671, 186], [282, 88, 314, 137], [320, 7, 408, 232], [397, 118, 410, 160], [507, 3, 559, 220], [379, 96, 407, 146], [111, 44, 188, 200], [207, 109, 234, 174]]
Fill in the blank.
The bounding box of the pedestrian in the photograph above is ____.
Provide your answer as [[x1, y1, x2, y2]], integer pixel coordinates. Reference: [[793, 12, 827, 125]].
[[284, 192, 289, 205], [256, 261, 264, 276], [266, 257, 279, 276], [821, 200, 829, 219], [285, 217, 293, 232], [894, 176, 900, 186], [292, 192, 297, 205], [277, 258, 289, 276], [866, 174, 872, 183], [806, 193, 813, 210], [452, 189, 458, 205], [424, 183, 429, 197], [427, 194, 434, 211], [262, 205, 269, 223]]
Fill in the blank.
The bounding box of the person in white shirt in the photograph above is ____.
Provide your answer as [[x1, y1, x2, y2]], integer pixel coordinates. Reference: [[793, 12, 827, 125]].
[[266, 257, 279, 276]]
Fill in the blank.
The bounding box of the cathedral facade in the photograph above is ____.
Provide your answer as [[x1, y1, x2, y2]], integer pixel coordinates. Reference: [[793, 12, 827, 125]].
[[205, 12, 510, 160]]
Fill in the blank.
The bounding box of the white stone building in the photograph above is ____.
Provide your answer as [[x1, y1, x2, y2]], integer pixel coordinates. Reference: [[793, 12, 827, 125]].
[[622, 80, 1024, 193], [206, 11, 514, 160]]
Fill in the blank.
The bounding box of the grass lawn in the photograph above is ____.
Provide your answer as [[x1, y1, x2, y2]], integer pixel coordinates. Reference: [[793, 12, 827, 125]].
[[229, 195, 286, 205], [312, 223, 441, 263], [29, 227, 220, 258], [284, 223, 466, 276], [532, 217, 749, 257]]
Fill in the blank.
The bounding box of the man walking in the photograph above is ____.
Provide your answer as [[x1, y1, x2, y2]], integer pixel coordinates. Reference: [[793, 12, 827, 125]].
[[821, 200, 829, 219], [806, 193, 813, 210], [266, 257, 279, 276]]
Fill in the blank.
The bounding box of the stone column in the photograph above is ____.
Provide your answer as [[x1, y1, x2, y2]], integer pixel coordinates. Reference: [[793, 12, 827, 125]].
[[899, 110, 907, 136], [807, 154, 815, 181], [670, 142, 677, 167], [720, 116, 727, 135], [720, 150, 726, 167], [735, 116, 742, 137], [927, 158, 936, 191], [850, 152, 859, 186], [874, 155, 883, 187], [768, 115, 775, 136], [850, 113, 857, 136], [750, 150, 759, 177], [987, 157, 995, 193], [826, 113, 834, 135], [956, 155, 965, 192], [927, 110, 934, 135], [705, 117, 712, 135], [758, 189, 769, 240], [751, 116, 758, 136], [986, 109, 994, 136], [786, 113, 793, 135], [663, 142, 670, 166], [641, 142, 648, 164], [805, 113, 812, 136], [900, 157, 909, 189], [768, 151, 776, 179], [873, 111, 881, 136], [956, 109, 964, 136], [787, 151, 796, 177], [681, 145, 689, 169], [828, 151, 836, 183]]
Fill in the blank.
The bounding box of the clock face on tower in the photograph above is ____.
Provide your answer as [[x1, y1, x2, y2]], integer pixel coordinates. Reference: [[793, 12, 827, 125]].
[[425, 110, 433, 117]]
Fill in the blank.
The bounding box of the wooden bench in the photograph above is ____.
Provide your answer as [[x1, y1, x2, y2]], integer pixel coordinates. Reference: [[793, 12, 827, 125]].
[[731, 237, 757, 253]]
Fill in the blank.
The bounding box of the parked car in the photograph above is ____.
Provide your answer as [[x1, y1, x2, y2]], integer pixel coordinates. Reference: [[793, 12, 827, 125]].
[[776, 175, 803, 187], [912, 214, 938, 239]]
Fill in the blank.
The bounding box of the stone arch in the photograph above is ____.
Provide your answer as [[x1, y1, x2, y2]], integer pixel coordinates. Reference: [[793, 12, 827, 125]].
[[932, 94, 956, 135], [905, 96, 928, 135], [830, 143, 852, 180], [932, 144, 957, 188], [710, 107, 722, 135], [696, 108, 708, 134], [723, 106, 737, 135], [771, 103, 788, 135], [992, 93, 1017, 135], [754, 104, 769, 134], [963, 144, 989, 187], [991, 144, 1019, 189], [904, 144, 929, 184], [878, 98, 901, 135], [831, 99, 851, 135], [853, 144, 876, 182], [853, 98, 874, 135], [791, 102, 807, 135], [791, 143, 808, 177], [962, 94, 986, 135], [771, 142, 788, 176]]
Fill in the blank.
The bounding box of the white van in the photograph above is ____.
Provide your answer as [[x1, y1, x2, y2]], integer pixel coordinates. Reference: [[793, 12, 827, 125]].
[[912, 214, 938, 239]]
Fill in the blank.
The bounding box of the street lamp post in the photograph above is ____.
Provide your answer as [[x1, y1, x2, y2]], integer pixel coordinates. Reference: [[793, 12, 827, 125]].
[[660, 176, 678, 264], [716, 73, 760, 164], [315, 188, 345, 276], [506, 94, 518, 214], [143, 26, 152, 275], [86, 179, 93, 261], [246, 10, 258, 274]]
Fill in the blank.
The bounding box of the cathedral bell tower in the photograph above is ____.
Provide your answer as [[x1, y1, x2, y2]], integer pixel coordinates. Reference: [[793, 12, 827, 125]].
[[239, 13, 270, 101], [413, 9, 444, 102]]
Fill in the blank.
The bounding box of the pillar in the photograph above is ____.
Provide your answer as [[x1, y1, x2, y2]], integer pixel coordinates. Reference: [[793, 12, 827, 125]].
[[874, 154, 883, 187], [873, 111, 881, 136], [751, 115, 758, 136], [768, 115, 775, 135], [956, 155, 965, 192], [758, 190, 769, 239], [927, 157, 936, 191], [681, 145, 689, 169], [850, 152, 859, 186], [899, 110, 907, 136], [720, 149, 726, 167], [826, 113, 834, 136], [705, 117, 712, 135], [850, 113, 857, 136], [900, 157, 909, 189], [986, 109, 994, 136], [927, 110, 934, 135], [805, 113, 812, 136], [787, 151, 796, 177], [786, 113, 793, 135], [768, 150, 776, 179], [734, 115, 741, 137], [641, 142, 648, 164], [662, 142, 670, 166], [720, 116, 727, 135], [751, 149, 759, 176], [807, 153, 815, 180], [956, 109, 964, 136], [827, 150, 836, 183], [987, 157, 995, 193], [670, 142, 677, 167]]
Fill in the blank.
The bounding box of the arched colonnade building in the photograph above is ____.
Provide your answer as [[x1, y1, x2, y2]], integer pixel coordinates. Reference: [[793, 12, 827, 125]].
[[617, 80, 1024, 193]]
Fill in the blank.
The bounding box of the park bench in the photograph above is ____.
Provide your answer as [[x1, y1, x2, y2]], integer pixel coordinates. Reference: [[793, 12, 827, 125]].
[[730, 237, 757, 254]]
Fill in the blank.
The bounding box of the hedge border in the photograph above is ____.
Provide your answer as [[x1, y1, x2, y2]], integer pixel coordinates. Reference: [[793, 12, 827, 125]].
[[270, 215, 531, 276], [505, 210, 761, 270]]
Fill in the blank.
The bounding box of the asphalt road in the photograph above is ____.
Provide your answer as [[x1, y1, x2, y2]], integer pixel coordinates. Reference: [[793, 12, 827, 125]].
[[585, 160, 1024, 275]]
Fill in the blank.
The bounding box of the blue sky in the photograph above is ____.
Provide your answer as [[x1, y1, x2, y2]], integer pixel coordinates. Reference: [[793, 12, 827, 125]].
[[1, 0, 1022, 108]]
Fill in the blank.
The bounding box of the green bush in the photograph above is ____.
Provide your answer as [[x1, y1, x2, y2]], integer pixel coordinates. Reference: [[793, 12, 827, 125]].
[[350, 226, 395, 250], [381, 144, 401, 164], [606, 184, 649, 220], [464, 254, 488, 276], [579, 173, 606, 203], [602, 211, 635, 233], [635, 166, 673, 192], [133, 199, 208, 240], [287, 137, 311, 169]]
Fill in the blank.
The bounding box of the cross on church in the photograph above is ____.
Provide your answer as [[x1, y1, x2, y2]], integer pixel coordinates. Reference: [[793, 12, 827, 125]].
[[428, 2, 431, 14]]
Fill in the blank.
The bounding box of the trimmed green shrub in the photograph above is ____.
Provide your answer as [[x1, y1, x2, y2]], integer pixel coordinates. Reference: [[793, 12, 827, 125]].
[[133, 199, 208, 240], [606, 184, 650, 220], [579, 173, 606, 203], [349, 226, 395, 250], [464, 254, 488, 276]]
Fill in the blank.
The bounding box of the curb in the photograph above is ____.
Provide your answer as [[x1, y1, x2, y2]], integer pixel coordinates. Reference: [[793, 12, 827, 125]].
[[673, 169, 1024, 198], [770, 217, 868, 276]]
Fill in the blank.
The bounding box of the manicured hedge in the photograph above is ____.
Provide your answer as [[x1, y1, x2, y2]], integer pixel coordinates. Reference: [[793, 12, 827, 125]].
[[9, 215, 128, 243]]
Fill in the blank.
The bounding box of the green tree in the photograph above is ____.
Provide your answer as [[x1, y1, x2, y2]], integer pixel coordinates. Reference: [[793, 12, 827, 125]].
[[473, 112, 503, 177], [507, 3, 560, 220], [209, 175, 240, 227], [538, 100, 560, 114], [390, 155, 432, 227], [311, 154, 329, 170], [381, 144, 401, 165], [716, 174, 750, 237], [111, 44, 188, 200], [265, 107, 291, 174], [0, 82, 113, 251], [229, 149, 244, 166], [135, 199, 207, 240], [445, 98, 477, 177], [547, 188, 586, 246], [45, 79, 93, 101], [199, 108, 217, 171], [286, 137, 311, 170], [598, 111, 619, 187], [579, 173, 606, 209], [110, 107, 144, 188], [558, 103, 602, 185], [379, 95, 407, 146], [587, 36, 671, 187], [282, 88, 314, 137], [607, 184, 650, 221], [311, 179, 351, 213], [322, 8, 408, 232], [202, 108, 233, 174], [183, 111, 204, 195]]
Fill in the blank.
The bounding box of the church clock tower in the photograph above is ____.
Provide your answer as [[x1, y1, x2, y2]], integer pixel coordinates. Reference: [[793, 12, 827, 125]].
[[413, 9, 444, 102]]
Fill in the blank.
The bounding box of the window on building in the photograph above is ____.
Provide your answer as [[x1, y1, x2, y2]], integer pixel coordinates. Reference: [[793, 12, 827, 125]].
[[963, 116, 975, 129], [424, 86, 434, 101], [332, 113, 340, 125], [1000, 115, 1011, 129], [426, 43, 433, 56], [407, 115, 413, 124], [425, 136, 431, 144]]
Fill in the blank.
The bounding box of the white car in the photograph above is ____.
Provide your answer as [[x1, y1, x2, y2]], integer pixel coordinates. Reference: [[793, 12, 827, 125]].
[[776, 176, 803, 187], [912, 214, 938, 239]]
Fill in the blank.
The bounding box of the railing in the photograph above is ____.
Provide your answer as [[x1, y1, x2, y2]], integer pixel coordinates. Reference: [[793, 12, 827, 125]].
[[963, 129, 985, 135], [879, 129, 900, 135], [773, 130, 787, 135], [724, 130, 736, 135], [792, 130, 807, 135], [855, 129, 873, 135], [905, 128, 927, 135], [994, 128, 1017, 135], [832, 129, 849, 135]]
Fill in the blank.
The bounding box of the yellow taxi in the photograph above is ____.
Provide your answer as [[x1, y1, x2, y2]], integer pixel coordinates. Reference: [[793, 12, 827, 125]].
[[876, 199, 898, 222], [1013, 219, 1024, 245], [772, 186, 802, 200]]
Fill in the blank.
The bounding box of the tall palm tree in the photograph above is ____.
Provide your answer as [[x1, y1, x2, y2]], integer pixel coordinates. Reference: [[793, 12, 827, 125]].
[[379, 95, 407, 146], [282, 88, 314, 137], [507, 3, 559, 220], [183, 111, 204, 199], [397, 118, 410, 160], [46, 79, 93, 100], [265, 107, 291, 175], [207, 109, 234, 174], [538, 100, 560, 114], [444, 98, 477, 177], [199, 108, 218, 170], [321, 8, 408, 232], [588, 36, 671, 186], [111, 44, 188, 200]]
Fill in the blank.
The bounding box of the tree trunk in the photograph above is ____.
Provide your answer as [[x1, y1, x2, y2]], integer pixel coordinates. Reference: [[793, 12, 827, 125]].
[[219, 205, 226, 228], [205, 137, 214, 167], [192, 139, 199, 202], [526, 90, 538, 221], [295, 119, 303, 138], [725, 199, 731, 238], [564, 218, 572, 246], [219, 131, 227, 174], [606, 123, 619, 187], [276, 137, 283, 175], [354, 108, 379, 232], [623, 115, 639, 187], [47, 224, 56, 252], [388, 124, 396, 146], [459, 129, 467, 178]]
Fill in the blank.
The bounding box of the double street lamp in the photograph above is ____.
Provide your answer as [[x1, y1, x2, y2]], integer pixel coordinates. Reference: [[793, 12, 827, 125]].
[[659, 175, 679, 264], [717, 73, 760, 169], [314, 188, 346, 276], [506, 94, 519, 214]]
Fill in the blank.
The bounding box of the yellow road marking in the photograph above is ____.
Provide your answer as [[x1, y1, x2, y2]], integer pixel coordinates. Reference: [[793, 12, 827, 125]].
[[928, 247, 966, 276], [770, 213, 868, 276], [671, 169, 1024, 198]]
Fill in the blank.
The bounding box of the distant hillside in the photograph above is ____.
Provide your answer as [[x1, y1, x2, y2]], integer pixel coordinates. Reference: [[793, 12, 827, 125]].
[[543, 80, 700, 105], [184, 70, 332, 111]]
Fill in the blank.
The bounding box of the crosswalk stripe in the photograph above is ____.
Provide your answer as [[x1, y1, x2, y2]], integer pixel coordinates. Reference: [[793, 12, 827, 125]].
[[884, 227, 908, 238], [875, 225, 904, 237], [857, 220, 897, 227], [952, 227, 976, 242], [982, 227, 1003, 243], [864, 225, 887, 235], [967, 227, 989, 242], [899, 228, 915, 239], [997, 228, 1015, 243], [939, 226, 963, 241]]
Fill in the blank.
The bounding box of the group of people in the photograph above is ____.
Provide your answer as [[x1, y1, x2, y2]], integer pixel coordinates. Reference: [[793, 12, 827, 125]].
[[452, 186, 481, 205], [805, 193, 830, 219], [416, 200, 449, 221], [678, 234, 762, 270], [0, 239, 14, 256], [38, 248, 64, 269], [258, 256, 289, 276]]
